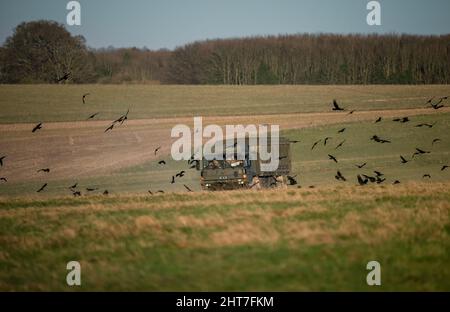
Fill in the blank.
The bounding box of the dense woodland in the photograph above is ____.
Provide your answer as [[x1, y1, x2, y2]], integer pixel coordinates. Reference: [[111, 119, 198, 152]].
[[1, 21, 449, 84]]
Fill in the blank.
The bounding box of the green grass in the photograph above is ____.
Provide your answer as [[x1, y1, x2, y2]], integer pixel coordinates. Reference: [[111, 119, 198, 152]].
[[0, 184, 449, 291], [0, 84, 449, 123]]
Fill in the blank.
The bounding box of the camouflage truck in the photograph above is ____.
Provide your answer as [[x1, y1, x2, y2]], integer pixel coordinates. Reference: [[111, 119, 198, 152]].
[[199, 136, 292, 190]]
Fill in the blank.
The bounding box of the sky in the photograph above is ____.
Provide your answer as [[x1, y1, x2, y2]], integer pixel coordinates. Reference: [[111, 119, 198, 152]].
[[1, 0, 449, 50]]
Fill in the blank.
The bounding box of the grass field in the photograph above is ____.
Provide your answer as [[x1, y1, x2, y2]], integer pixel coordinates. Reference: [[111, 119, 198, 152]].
[[0, 183, 449, 291], [0, 84, 449, 291]]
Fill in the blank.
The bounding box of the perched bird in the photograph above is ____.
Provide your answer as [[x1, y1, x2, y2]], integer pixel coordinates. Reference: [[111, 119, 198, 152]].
[[423, 174, 431, 179], [328, 154, 338, 163], [37, 183, 48, 192], [432, 138, 441, 146], [311, 139, 321, 150], [158, 160, 166, 165], [82, 93, 90, 104], [441, 165, 449, 171], [0, 177, 7, 183], [176, 171, 185, 178], [104, 124, 114, 132], [0, 155, 5, 167], [357, 174, 368, 186], [337, 128, 346, 134], [323, 137, 332, 146], [87, 112, 99, 120], [154, 146, 161, 155], [287, 175, 298, 185], [355, 162, 367, 169], [332, 99, 344, 111], [335, 140, 345, 150], [400, 155, 409, 164], [37, 168, 50, 173], [335, 170, 346, 181], [32, 122, 43, 133], [183, 184, 193, 192], [374, 117, 382, 123], [412, 148, 430, 158], [171, 176, 175, 184]]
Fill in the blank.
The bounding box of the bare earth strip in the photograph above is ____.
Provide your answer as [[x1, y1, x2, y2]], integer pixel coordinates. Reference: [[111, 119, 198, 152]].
[[0, 107, 448, 183]]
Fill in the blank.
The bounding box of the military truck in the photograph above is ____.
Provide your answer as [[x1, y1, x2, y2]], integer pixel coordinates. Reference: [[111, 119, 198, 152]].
[[199, 136, 292, 190]]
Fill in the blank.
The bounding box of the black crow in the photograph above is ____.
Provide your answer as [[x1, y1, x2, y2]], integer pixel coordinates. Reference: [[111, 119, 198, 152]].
[[357, 174, 368, 186], [87, 112, 99, 120], [82, 93, 90, 104], [432, 138, 441, 146], [287, 175, 298, 185], [184, 184, 193, 192], [0, 177, 7, 183], [356, 162, 367, 169], [104, 124, 114, 132], [37, 168, 50, 173], [0, 156, 5, 167], [337, 128, 346, 133], [323, 137, 332, 146], [441, 165, 449, 171], [335, 170, 346, 181], [335, 140, 345, 150], [328, 154, 338, 163], [332, 100, 344, 111], [375, 117, 382, 123], [37, 183, 47, 192], [154, 146, 161, 155], [32, 122, 43, 133], [311, 139, 321, 150], [158, 160, 166, 165], [400, 155, 409, 164]]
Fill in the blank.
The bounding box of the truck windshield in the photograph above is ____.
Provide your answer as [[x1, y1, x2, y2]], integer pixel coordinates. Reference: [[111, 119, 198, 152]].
[[203, 159, 244, 169]]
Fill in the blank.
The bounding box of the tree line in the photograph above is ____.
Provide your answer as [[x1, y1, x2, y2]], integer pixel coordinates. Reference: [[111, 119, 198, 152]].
[[1, 20, 449, 84]]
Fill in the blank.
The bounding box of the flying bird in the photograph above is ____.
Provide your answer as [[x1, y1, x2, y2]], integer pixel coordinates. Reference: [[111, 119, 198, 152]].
[[374, 170, 384, 177], [441, 165, 449, 171], [370, 135, 391, 143], [148, 190, 153, 195], [357, 174, 368, 186], [335, 170, 346, 181], [72, 190, 81, 197], [82, 93, 90, 104], [415, 123, 436, 128], [176, 170, 186, 178], [363, 174, 376, 183], [323, 137, 332, 146], [335, 140, 345, 150], [103, 190, 109, 195], [86, 187, 98, 192], [183, 184, 193, 192], [87, 112, 99, 120], [374, 117, 382, 123], [154, 146, 161, 155], [32, 122, 43, 133], [393, 180, 401, 185], [332, 99, 344, 111], [423, 174, 431, 179], [412, 148, 430, 158], [400, 155, 409, 164], [311, 139, 321, 150], [347, 110, 355, 115], [171, 176, 175, 184], [328, 154, 338, 163], [56, 72, 70, 83], [393, 117, 410, 123], [158, 160, 166, 165], [104, 124, 114, 132], [69, 182, 78, 189], [432, 138, 441, 146], [0, 177, 7, 183], [37, 183, 48, 192], [157, 190, 165, 194], [0, 156, 5, 167], [37, 168, 50, 173], [289, 140, 301, 144], [287, 175, 298, 185], [355, 162, 367, 169], [337, 128, 346, 134]]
